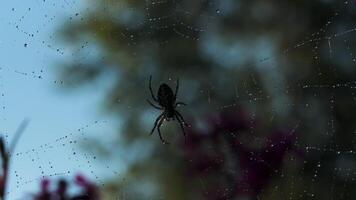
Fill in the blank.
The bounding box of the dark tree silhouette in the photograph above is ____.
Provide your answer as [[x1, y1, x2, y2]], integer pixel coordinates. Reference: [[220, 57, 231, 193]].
[[55, 0, 356, 199]]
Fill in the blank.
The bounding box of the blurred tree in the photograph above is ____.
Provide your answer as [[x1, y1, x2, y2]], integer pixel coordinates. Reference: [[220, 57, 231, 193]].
[[58, 0, 356, 199]]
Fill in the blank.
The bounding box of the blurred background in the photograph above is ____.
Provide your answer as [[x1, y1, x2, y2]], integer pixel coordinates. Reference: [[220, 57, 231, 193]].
[[2, 0, 356, 199]]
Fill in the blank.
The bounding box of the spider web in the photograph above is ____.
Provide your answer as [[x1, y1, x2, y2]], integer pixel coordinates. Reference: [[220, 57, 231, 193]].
[[2, 0, 356, 199], [140, 0, 356, 199]]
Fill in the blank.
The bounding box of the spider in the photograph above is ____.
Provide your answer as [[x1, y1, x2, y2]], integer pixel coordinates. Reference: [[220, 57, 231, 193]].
[[147, 75, 188, 144]]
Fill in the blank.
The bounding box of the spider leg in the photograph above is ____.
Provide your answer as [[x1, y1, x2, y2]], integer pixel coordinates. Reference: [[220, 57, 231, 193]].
[[149, 75, 158, 102], [175, 113, 187, 143], [174, 110, 189, 127], [157, 118, 170, 144], [175, 102, 187, 107], [147, 99, 162, 110], [150, 113, 164, 136], [174, 77, 179, 100]]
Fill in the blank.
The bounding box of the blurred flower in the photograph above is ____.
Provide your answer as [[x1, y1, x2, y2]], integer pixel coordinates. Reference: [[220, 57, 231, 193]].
[[56, 179, 68, 200], [182, 108, 302, 199], [72, 174, 99, 200], [232, 130, 297, 197], [35, 179, 51, 200], [33, 175, 100, 200]]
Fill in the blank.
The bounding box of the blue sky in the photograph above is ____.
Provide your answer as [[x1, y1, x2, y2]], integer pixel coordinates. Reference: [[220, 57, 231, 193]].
[[0, 0, 119, 198]]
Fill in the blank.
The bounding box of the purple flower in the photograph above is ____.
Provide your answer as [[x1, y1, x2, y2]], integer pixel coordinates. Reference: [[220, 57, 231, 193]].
[[73, 174, 99, 200], [231, 130, 298, 197], [35, 179, 51, 200], [56, 179, 68, 200], [33, 175, 100, 200], [181, 108, 302, 199]]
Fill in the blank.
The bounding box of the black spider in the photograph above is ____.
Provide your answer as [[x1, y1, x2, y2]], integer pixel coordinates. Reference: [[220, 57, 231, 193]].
[[147, 75, 188, 144]]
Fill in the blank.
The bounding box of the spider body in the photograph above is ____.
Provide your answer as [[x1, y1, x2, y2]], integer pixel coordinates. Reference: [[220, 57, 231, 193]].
[[157, 84, 175, 119], [147, 75, 188, 144]]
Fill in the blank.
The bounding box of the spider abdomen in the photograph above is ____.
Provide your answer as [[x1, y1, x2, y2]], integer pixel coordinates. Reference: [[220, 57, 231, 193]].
[[157, 84, 175, 107]]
